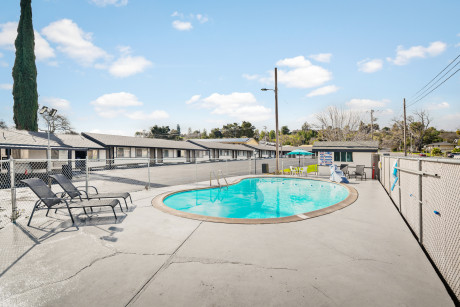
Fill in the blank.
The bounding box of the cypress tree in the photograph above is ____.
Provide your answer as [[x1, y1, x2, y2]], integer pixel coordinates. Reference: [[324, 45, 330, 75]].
[[12, 0, 38, 131]]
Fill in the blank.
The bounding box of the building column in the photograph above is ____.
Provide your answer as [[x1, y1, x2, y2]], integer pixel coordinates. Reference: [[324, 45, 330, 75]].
[[157, 148, 163, 163], [150, 148, 156, 165], [191, 150, 196, 163], [186, 150, 191, 163]]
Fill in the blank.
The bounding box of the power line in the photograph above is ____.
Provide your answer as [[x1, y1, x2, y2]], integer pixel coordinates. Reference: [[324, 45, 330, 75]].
[[409, 53, 460, 99], [408, 59, 460, 106], [408, 68, 460, 107]]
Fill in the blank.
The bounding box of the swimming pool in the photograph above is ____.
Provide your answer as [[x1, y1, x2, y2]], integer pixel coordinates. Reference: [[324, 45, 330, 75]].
[[156, 177, 357, 223]]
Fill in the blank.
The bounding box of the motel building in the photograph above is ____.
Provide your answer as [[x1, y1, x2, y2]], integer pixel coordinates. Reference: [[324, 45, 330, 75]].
[[187, 139, 254, 160], [81, 132, 207, 164], [312, 141, 379, 178]]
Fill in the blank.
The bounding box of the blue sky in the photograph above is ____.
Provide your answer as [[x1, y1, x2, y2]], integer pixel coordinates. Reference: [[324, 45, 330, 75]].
[[0, 0, 459, 136]]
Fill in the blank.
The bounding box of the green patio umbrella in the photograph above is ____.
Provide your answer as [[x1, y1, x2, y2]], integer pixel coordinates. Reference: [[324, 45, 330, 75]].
[[286, 149, 313, 167]]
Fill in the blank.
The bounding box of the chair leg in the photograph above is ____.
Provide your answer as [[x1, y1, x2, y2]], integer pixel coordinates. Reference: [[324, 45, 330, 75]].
[[129, 194, 133, 204], [112, 207, 118, 219], [46, 208, 50, 217], [65, 204, 75, 224], [124, 198, 129, 210], [83, 207, 88, 215], [27, 203, 39, 226]]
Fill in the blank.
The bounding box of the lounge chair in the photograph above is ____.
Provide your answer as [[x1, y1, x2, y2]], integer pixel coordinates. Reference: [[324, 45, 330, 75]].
[[350, 165, 367, 180], [50, 174, 132, 210], [21, 178, 122, 226]]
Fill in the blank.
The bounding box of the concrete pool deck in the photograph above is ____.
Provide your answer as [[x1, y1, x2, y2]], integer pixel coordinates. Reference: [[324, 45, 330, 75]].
[[0, 176, 455, 306]]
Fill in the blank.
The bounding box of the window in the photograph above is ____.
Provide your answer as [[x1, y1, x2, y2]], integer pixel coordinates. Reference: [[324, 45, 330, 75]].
[[163, 150, 169, 158], [51, 150, 59, 159], [334, 152, 353, 162], [87, 149, 98, 160], [135, 148, 147, 158], [117, 147, 131, 158]]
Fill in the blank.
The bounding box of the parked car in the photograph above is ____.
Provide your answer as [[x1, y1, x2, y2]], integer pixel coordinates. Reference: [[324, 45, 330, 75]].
[[419, 153, 427, 157], [448, 153, 460, 159]]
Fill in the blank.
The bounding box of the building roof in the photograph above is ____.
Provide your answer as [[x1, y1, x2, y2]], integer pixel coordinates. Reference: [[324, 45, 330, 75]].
[[0, 129, 100, 150], [312, 141, 379, 152], [187, 140, 252, 151], [190, 138, 252, 143], [426, 142, 455, 146], [243, 143, 277, 151], [55, 134, 104, 149], [82, 132, 203, 150]]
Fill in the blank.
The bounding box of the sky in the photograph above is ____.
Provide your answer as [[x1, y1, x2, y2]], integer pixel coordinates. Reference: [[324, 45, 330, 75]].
[[0, 0, 459, 136]]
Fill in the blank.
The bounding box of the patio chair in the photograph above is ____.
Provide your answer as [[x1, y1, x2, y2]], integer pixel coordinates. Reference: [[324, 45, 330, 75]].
[[50, 174, 132, 210], [21, 178, 122, 226], [350, 165, 367, 180], [289, 166, 298, 176]]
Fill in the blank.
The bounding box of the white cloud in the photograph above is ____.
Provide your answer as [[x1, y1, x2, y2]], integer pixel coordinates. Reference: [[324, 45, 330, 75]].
[[91, 92, 142, 118], [172, 20, 193, 31], [387, 41, 447, 66], [34, 31, 55, 60], [346, 98, 390, 110], [309, 53, 332, 63], [109, 55, 152, 77], [41, 97, 71, 110], [276, 55, 311, 68], [89, 0, 128, 7], [357, 58, 383, 73], [196, 14, 209, 24], [186, 94, 201, 104], [0, 83, 12, 90], [42, 19, 109, 66], [171, 11, 183, 18], [306, 85, 339, 97], [0, 22, 55, 61], [242, 74, 260, 81], [438, 113, 460, 130], [427, 102, 450, 110], [125, 110, 169, 120], [0, 22, 17, 50], [90, 128, 132, 136], [247, 56, 332, 89], [194, 92, 271, 121]]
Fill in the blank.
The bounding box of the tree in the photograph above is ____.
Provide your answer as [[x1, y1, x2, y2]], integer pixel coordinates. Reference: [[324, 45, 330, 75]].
[[431, 148, 442, 156], [222, 123, 240, 138], [315, 106, 362, 141], [40, 113, 75, 134], [408, 110, 432, 151], [176, 124, 181, 135], [209, 128, 223, 138], [269, 130, 276, 140], [281, 126, 290, 135], [12, 0, 39, 131], [240, 121, 255, 138], [0, 120, 7, 129], [201, 128, 208, 139]]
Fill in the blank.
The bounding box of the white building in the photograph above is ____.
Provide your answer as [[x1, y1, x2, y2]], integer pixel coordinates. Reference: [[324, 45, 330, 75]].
[[312, 141, 379, 178]]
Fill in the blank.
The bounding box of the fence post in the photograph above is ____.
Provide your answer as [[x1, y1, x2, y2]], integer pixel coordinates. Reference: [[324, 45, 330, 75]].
[[418, 159, 423, 244], [147, 158, 151, 190], [85, 155, 89, 195], [398, 158, 401, 212], [10, 157, 17, 224]]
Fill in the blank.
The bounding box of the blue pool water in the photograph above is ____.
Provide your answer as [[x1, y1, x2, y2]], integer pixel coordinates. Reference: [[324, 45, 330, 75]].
[[163, 177, 349, 219]]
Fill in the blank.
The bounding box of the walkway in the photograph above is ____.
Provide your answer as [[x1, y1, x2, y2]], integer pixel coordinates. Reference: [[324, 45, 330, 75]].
[[0, 177, 454, 306]]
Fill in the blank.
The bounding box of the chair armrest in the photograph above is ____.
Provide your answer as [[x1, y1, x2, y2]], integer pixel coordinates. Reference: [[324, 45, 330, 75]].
[[76, 185, 99, 194]]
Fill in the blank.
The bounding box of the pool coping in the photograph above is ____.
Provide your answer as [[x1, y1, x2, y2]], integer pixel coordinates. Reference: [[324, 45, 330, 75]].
[[151, 175, 359, 224]]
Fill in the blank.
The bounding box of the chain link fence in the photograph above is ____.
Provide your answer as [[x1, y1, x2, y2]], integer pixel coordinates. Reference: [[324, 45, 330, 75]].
[[379, 155, 460, 302], [0, 156, 316, 229]]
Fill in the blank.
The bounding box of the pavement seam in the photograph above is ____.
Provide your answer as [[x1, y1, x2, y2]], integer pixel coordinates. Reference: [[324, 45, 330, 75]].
[[125, 221, 203, 306]]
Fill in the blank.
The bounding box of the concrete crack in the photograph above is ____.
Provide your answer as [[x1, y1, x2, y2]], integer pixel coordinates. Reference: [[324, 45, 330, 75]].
[[168, 257, 298, 271]]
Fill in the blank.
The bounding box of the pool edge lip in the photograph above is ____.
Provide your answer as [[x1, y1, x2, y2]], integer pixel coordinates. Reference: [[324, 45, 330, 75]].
[[151, 175, 359, 224]]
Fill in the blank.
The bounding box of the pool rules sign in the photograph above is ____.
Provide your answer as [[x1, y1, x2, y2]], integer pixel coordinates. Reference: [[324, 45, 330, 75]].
[[319, 152, 333, 166]]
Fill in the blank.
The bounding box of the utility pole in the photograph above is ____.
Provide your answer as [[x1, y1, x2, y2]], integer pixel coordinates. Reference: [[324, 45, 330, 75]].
[[370, 109, 374, 140], [274, 68, 280, 174], [403, 98, 407, 156]]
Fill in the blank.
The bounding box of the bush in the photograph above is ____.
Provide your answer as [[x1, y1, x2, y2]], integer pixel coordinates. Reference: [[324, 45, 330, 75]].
[[452, 147, 460, 153], [431, 148, 442, 156]]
